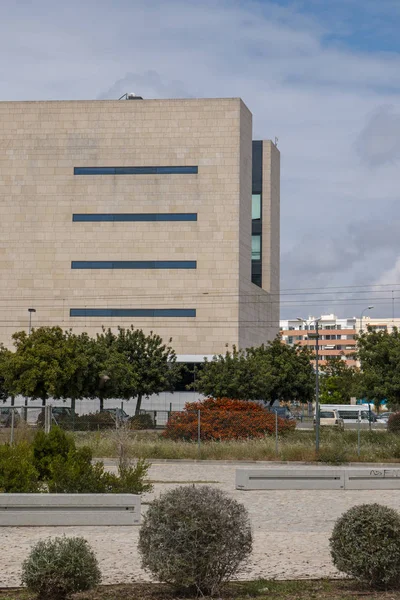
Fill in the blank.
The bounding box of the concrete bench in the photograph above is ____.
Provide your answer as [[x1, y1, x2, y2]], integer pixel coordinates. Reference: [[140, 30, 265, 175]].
[[0, 494, 140, 526], [236, 468, 400, 490], [236, 468, 345, 490], [345, 469, 400, 490]]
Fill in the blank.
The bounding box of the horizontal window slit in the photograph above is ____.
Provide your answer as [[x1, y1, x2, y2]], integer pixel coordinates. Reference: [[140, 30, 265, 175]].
[[71, 261, 197, 270], [72, 213, 197, 222], [74, 166, 198, 175], [70, 309, 196, 318]]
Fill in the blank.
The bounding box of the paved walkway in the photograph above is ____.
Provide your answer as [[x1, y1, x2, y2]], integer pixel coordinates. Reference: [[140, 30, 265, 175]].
[[2, 462, 400, 587]]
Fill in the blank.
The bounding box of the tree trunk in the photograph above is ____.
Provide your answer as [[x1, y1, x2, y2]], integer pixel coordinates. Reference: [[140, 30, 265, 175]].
[[10, 396, 15, 407], [135, 394, 143, 416], [71, 397, 76, 412], [99, 396, 104, 412]]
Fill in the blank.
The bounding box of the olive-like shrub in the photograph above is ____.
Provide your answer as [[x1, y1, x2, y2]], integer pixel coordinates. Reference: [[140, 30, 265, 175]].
[[21, 536, 101, 599], [388, 412, 400, 434], [330, 503, 400, 589], [139, 485, 252, 595]]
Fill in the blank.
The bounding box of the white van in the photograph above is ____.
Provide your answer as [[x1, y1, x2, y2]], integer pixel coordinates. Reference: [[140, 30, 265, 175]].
[[319, 405, 375, 424]]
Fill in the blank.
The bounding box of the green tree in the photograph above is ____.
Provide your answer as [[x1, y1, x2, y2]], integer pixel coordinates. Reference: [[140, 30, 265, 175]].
[[0, 328, 102, 412], [1, 328, 68, 406], [319, 357, 360, 404], [194, 337, 315, 406], [86, 328, 138, 412], [357, 327, 400, 410], [0, 345, 12, 403], [95, 327, 181, 415], [189, 347, 254, 400], [51, 331, 101, 412]]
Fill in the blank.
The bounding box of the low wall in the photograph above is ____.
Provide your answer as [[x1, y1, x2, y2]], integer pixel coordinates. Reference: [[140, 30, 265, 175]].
[[0, 494, 140, 526], [236, 468, 400, 490], [236, 468, 344, 490]]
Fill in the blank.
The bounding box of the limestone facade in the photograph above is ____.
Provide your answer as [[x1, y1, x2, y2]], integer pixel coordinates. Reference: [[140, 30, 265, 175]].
[[0, 98, 280, 355]]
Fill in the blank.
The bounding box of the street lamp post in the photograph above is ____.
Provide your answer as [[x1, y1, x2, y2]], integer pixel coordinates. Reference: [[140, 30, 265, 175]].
[[28, 308, 36, 335], [359, 306, 374, 431], [359, 305, 374, 333], [314, 319, 320, 452], [24, 308, 37, 422], [298, 317, 321, 453]]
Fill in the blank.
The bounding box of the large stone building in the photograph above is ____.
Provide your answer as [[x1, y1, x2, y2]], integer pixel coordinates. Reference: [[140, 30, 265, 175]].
[[0, 97, 279, 361]]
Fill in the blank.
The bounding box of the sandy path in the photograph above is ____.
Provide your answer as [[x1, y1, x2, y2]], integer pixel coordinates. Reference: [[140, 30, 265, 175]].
[[1, 462, 399, 587]]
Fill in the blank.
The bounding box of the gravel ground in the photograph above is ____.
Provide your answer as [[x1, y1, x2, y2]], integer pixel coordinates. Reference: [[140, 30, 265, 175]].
[[1, 462, 400, 587]]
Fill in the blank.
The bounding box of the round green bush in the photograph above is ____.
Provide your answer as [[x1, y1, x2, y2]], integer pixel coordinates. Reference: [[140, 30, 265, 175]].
[[330, 503, 400, 588], [388, 412, 400, 434], [129, 413, 155, 430], [21, 536, 101, 599], [138, 485, 252, 595]]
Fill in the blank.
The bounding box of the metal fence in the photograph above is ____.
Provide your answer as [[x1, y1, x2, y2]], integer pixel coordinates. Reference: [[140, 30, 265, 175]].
[[0, 404, 387, 450]]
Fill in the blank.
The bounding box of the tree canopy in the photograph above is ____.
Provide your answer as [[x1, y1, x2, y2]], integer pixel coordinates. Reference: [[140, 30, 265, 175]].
[[1, 328, 68, 406], [0, 326, 181, 413], [357, 327, 400, 410], [194, 337, 315, 405], [96, 327, 181, 414], [319, 356, 360, 405], [0, 345, 11, 403]]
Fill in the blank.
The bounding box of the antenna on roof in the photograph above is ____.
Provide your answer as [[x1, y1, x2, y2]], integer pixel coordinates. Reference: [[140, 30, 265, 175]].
[[118, 92, 144, 100], [274, 137, 279, 147]]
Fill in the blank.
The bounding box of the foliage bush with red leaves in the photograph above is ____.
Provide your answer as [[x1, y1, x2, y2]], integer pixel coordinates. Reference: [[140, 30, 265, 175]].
[[162, 397, 295, 441]]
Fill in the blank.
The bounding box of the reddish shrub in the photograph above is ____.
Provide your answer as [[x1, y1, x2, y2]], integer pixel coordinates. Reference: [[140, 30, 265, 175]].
[[162, 397, 295, 441], [388, 412, 400, 434]]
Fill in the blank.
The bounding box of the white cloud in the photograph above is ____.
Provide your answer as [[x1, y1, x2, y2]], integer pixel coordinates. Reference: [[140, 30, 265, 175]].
[[1, 0, 400, 316]]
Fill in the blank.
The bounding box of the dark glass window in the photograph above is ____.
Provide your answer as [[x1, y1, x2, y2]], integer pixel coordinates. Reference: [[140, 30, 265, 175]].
[[252, 141, 263, 288], [252, 235, 261, 260], [252, 194, 261, 220], [70, 308, 196, 317], [71, 261, 196, 269], [174, 363, 203, 392], [74, 166, 198, 175], [73, 213, 197, 222]]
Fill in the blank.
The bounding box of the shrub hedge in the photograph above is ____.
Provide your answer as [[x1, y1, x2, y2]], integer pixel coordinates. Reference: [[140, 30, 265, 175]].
[[129, 413, 155, 430], [0, 427, 152, 495], [388, 412, 400, 434], [139, 485, 252, 595], [330, 503, 400, 589], [0, 443, 39, 493], [21, 536, 101, 599], [163, 397, 295, 441]]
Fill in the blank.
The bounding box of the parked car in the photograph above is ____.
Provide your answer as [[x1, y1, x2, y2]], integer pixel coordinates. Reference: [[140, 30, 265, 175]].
[[102, 408, 130, 423], [376, 412, 393, 424], [314, 409, 344, 429], [0, 407, 20, 427], [37, 407, 78, 427], [268, 407, 295, 421], [320, 405, 377, 424]]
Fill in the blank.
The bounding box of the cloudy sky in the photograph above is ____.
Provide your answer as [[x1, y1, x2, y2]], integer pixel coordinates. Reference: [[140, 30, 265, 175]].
[[1, 0, 400, 319]]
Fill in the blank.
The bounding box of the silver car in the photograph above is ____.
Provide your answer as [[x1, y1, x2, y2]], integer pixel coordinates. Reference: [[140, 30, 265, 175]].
[[314, 409, 344, 429]]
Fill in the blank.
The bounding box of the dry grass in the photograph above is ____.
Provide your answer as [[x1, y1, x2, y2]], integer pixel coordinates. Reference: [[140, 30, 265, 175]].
[[1, 580, 399, 600], [0, 422, 36, 446], [71, 428, 400, 463]]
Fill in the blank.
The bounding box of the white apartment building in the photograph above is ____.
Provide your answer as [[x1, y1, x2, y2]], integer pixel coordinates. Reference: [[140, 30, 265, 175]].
[[280, 314, 357, 366]]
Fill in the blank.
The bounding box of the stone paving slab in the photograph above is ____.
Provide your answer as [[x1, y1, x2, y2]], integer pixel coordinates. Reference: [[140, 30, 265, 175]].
[[2, 462, 400, 587]]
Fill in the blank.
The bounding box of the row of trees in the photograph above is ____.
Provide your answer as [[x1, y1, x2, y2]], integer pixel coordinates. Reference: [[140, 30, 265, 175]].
[[194, 339, 315, 405], [0, 329, 317, 412], [1, 324, 400, 412], [318, 327, 400, 409], [0, 327, 181, 414], [195, 327, 400, 410]]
